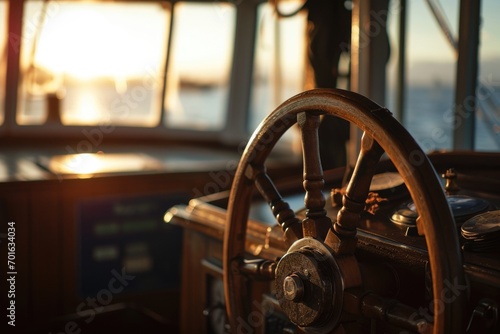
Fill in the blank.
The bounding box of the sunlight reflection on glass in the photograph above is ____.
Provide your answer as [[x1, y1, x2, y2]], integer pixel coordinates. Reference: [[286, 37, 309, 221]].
[[250, 1, 307, 145], [18, 1, 170, 126], [63, 86, 102, 125], [164, 2, 235, 130], [47, 153, 164, 178], [50, 153, 102, 178]]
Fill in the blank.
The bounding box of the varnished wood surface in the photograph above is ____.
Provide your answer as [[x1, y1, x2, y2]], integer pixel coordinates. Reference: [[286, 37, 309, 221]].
[[0, 145, 240, 182], [168, 176, 500, 280]]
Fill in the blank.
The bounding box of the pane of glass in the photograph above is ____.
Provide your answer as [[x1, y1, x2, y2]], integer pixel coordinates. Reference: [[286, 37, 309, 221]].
[[164, 2, 235, 130], [387, 1, 500, 152], [0, 1, 7, 125], [249, 2, 307, 134], [400, 0, 458, 153], [18, 1, 170, 126], [476, 0, 500, 151]]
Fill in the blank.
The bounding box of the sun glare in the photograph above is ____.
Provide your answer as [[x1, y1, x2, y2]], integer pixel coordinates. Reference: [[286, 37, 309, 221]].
[[19, 1, 170, 126], [170, 3, 235, 84], [26, 2, 168, 80]]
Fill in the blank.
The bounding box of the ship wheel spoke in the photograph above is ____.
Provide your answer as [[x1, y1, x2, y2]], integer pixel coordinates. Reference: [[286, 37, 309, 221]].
[[252, 164, 303, 245], [325, 132, 385, 254], [297, 112, 332, 240]]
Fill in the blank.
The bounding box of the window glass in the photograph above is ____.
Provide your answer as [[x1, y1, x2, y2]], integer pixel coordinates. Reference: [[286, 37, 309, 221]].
[[18, 1, 170, 126], [249, 2, 307, 133], [401, 0, 457, 153], [387, 0, 500, 152], [164, 2, 235, 130], [476, 0, 500, 151]]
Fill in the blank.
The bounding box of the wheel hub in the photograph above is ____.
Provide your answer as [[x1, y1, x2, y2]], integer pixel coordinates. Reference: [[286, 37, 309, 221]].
[[275, 238, 343, 332]]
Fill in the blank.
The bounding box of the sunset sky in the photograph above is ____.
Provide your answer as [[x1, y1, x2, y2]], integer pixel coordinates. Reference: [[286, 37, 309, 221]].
[[406, 0, 500, 61]]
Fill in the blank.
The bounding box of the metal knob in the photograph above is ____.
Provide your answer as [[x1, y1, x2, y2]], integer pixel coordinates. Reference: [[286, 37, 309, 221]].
[[442, 168, 460, 195], [283, 274, 304, 302]]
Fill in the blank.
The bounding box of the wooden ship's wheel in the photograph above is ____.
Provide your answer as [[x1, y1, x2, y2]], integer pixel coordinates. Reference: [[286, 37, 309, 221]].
[[223, 89, 467, 333]]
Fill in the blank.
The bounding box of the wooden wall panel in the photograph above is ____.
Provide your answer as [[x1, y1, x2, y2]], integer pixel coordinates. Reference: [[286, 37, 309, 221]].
[[30, 182, 63, 325], [0, 188, 31, 331]]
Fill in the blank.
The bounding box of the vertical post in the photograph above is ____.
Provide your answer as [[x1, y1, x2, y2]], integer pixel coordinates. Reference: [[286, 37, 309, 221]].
[[222, 0, 258, 144], [453, 0, 481, 150], [4, 0, 25, 130], [348, 0, 390, 166], [367, 0, 390, 107], [395, 0, 407, 123], [349, 0, 371, 98], [348, 0, 371, 167], [159, 2, 175, 127]]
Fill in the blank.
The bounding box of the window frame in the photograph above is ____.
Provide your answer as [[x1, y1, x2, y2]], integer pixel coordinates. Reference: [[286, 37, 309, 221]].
[[0, 0, 263, 146]]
